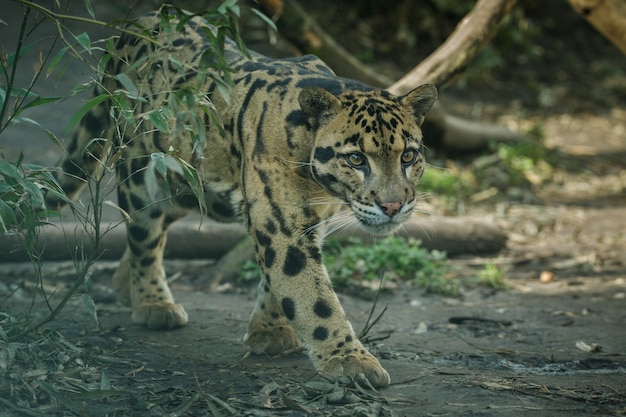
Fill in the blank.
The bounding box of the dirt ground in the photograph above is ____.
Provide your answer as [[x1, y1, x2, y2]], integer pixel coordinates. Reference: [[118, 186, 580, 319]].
[[1, 1, 625, 416]]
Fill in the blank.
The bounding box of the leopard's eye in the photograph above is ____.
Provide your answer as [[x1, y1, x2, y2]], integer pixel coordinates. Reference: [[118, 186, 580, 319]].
[[401, 149, 418, 165], [346, 152, 366, 168]]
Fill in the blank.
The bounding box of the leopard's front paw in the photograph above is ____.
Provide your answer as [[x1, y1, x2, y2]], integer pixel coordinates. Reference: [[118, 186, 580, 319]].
[[131, 302, 188, 330], [318, 351, 390, 388], [244, 324, 301, 355]]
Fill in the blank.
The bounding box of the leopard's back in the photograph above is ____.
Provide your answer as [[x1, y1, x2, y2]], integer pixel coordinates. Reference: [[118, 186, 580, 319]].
[[47, 11, 371, 216]]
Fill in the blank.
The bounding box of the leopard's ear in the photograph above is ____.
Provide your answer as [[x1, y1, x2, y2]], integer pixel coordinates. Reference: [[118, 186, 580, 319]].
[[401, 84, 438, 127], [299, 87, 342, 129]]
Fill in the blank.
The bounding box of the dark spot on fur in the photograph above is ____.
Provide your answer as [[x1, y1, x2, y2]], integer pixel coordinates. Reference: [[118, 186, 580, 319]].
[[176, 193, 197, 209], [286, 110, 308, 128], [150, 208, 162, 219], [130, 156, 148, 185], [61, 159, 87, 181], [146, 236, 161, 249], [141, 256, 155, 267], [313, 326, 329, 341], [308, 246, 322, 263], [129, 225, 148, 242], [282, 297, 295, 320], [317, 173, 338, 186], [254, 102, 268, 155], [212, 201, 234, 218], [313, 299, 332, 318], [163, 215, 176, 228], [130, 193, 145, 211], [118, 191, 129, 213], [255, 230, 272, 247], [314, 146, 335, 163], [266, 220, 276, 235], [128, 239, 142, 256], [118, 162, 129, 182], [283, 245, 307, 276], [82, 110, 103, 135], [264, 247, 276, 268]]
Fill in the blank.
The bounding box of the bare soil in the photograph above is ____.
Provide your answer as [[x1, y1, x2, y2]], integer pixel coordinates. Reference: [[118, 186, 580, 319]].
[[1, 1, 625, 416]]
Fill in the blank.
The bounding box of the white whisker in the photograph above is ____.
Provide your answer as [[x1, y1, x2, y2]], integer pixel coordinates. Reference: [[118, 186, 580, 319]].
[[302, 196, 349, 212], [324, 215, 359, 237], [302, 209, 354, 238], [411, 193, 434, 217], [280, 157, 313, 168]]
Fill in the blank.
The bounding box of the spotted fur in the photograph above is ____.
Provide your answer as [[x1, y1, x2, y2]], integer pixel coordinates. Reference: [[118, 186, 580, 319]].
[[47, 9, 437, 387]]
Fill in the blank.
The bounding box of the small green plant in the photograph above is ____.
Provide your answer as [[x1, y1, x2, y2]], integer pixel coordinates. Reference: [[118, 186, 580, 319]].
[[475, 140, 555, 191], [420, 164, 476, 199], [475, 261, 509, 289], [324, 237, 455, 295], [496, 141, 554, 186]]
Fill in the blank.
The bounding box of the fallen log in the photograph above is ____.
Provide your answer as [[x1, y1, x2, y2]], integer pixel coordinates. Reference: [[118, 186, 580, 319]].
[[0, 216, 507, 263]]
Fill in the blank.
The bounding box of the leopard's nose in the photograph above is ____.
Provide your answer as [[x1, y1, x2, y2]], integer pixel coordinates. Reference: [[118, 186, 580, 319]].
[[378, 201, 404, 217]]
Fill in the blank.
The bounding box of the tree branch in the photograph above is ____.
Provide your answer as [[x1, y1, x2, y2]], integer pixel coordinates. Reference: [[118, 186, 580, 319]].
[[388, 0, 518, 94]]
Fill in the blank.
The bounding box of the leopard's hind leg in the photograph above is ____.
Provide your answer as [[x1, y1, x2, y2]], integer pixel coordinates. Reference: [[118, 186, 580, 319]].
[[113, 156, 194, 330]]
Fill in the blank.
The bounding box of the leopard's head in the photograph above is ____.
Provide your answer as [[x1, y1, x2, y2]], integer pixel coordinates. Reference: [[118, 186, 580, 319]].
[[300, 84, 437, 235]]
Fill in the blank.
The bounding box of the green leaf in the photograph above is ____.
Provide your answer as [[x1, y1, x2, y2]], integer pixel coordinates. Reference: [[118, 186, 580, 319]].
[[97, 53, 112, 81], [65, 93, 109, 133], [218, 0, 240, 16], [75, 32, 91, 51], [84, 0, 96, 19], [0, 199, 18, 234], [66, 81, 96, 98], [114, 73, 139, 99], [249, 8, 277, 33], [82, 293, 100, 327], [14, 95, 61, 118], [0, 158, 21, 180], [46, 46, 69, 77], [149, 109, 169, 133], [178, 159, 206, 214], [150, 152, 168, 177], [162, 155, 184, 176], [0, 41, 37, 77]]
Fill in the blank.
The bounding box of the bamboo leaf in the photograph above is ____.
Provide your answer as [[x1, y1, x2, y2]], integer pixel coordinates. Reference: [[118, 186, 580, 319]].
[[65, 93, 109, 133], [14, 95, 60, 118], [250, 8, 278, 33], [75, 32, 91, 51], [46, 46, 69, 77], [115, 73, 139, 99], [82, 293, 100, 327], [149, 109, 169, 133], [84, 0, 96, 19]]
